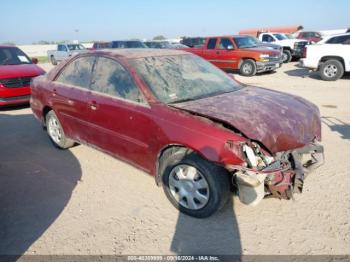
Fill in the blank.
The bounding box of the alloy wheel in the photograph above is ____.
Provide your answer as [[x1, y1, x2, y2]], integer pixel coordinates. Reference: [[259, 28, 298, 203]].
[[168, 164, 210, 210], [323, 64, 338, 78], [242, 63, 253, 75], [48, 115, 62, 144]]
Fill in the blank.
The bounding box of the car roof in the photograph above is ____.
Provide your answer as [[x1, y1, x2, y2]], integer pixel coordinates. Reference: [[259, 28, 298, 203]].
[[318, 32, 350, 43], [93, 48, 189, 59], [0, 45, 17, 48]]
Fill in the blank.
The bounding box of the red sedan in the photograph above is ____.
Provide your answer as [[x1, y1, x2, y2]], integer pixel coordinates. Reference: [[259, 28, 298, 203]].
[[30, 49, 324, 218], [0, 45, 45, 106]]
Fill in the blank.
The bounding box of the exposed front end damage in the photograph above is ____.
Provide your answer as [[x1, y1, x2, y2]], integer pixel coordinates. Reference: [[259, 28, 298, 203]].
[[226, 141, 324, 206]]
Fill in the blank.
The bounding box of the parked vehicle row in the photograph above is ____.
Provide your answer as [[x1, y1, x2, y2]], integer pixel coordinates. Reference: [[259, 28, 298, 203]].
[[181, 35, 283, 76], [1, 31, 349, 110], [30, 49, 324, 218]]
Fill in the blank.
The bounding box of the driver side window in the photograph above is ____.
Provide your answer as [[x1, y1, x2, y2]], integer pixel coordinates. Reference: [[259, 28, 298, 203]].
[[219, 38, 233, 49], [262, 34, 274, 42], [58, 45, 67, 52]]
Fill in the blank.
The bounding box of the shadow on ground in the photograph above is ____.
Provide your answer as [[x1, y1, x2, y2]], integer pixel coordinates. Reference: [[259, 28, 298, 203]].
[[0, 113, 82, 256], [322, 116, 350, 140], [0, 104, 29, 112], [285, 64, 350, 80], [225, 68, 277, 77], [171, 198, 241, 254]]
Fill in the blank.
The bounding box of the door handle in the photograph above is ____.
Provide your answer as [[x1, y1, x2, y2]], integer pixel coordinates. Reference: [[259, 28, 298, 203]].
[[216, 51, 220, 54], [89, 101, 98, 111], [52, 88, 57, 97]]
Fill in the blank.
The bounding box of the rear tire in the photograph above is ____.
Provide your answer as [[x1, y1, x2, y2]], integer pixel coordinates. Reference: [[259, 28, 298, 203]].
[[239, 59, 257, 77], [50, 55, 57, 65], [46, 110, 74, 149], [319, 59, 344, 81], [282, 49, 292, 63], [160, 148, 230, 218]]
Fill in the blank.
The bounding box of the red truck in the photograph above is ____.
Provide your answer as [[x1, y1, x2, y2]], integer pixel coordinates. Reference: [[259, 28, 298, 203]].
[[182, 35, 283, 76]]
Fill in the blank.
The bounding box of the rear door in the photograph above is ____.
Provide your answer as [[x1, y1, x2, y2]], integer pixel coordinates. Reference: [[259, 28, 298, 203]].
[[86, 56, 155, 172], [202, 38, 219, 66], [51, 55, 96, 143]]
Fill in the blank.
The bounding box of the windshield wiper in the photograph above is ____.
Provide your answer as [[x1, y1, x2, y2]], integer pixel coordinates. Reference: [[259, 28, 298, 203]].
[[169, 90, 234, 104], [169, 97, 198, 104]]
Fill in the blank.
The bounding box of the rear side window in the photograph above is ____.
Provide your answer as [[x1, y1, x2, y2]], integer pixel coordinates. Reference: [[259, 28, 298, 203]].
[[56, 56, 95, 88], [90, 57, 145, 103], [207, 38, 217, 49], [326, 35, 350, 44]]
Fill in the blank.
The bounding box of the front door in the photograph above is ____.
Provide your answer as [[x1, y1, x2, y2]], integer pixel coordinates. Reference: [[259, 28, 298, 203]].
[[213, 37, 239, 69]]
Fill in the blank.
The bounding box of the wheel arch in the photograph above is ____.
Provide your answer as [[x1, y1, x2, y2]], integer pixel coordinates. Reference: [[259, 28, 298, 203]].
[[238, 57, 256, 68], [155, 144, 222, 186], [318, 56, 345, 69], [42, 105, 53, 126]]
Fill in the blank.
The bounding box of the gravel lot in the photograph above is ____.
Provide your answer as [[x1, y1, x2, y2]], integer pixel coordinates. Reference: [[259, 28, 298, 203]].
[[0, 62, 349, 255]]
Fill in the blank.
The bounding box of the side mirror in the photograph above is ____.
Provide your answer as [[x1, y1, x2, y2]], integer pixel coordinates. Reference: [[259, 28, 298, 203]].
[[226, 45, 234, 50], [31, 57, 38, 64]]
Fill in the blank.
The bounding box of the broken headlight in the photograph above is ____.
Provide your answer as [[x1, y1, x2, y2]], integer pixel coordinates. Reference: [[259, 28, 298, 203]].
[[242, 142, 274, 169]]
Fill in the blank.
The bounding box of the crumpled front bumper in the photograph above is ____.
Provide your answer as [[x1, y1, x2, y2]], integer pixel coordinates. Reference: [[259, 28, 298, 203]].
[[227, 142, 324, 205]]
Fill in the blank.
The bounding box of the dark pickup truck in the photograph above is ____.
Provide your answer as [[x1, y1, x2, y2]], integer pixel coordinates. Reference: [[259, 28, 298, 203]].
[[182, 35, 283, 76]]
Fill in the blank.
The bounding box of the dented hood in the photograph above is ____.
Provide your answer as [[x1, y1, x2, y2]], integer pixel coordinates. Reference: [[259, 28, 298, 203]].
[[174, 87, 321, 153]]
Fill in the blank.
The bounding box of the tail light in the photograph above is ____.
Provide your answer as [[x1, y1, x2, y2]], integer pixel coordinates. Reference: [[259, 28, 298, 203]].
[[303, 46, 307, 58]]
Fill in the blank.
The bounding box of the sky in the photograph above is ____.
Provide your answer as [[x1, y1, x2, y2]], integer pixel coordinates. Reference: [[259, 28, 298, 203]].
[[1, 0, 349, 44]]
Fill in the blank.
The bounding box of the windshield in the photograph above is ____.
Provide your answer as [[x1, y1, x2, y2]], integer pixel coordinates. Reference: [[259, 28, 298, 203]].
[[273, 34, 288, 40], [130, 54, 241, 104], [67, 44, 85, 51], [0, 47, 32, 65], [234, 36, 259, 48]]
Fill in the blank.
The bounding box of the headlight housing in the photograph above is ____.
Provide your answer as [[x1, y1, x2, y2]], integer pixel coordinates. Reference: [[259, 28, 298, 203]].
[[259, 54, 269, 62], [242, 142, 274, 169]]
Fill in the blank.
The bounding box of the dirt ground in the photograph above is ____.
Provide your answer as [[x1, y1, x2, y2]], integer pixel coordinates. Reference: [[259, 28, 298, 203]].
[[0, 62, 349, 255]]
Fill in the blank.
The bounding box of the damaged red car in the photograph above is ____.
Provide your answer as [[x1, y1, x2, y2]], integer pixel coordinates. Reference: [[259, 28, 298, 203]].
[[30, 49, 324, 218]]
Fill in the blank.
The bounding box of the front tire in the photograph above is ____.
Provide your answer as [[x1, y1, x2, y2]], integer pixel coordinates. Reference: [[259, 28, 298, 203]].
[[50, 55, 57, 65], [319, 59, 344, 81], [282, 49, 292, 63], [160, 148, 230, 218], [239, 59, 257, 77], [46, 110, 74, 149]]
